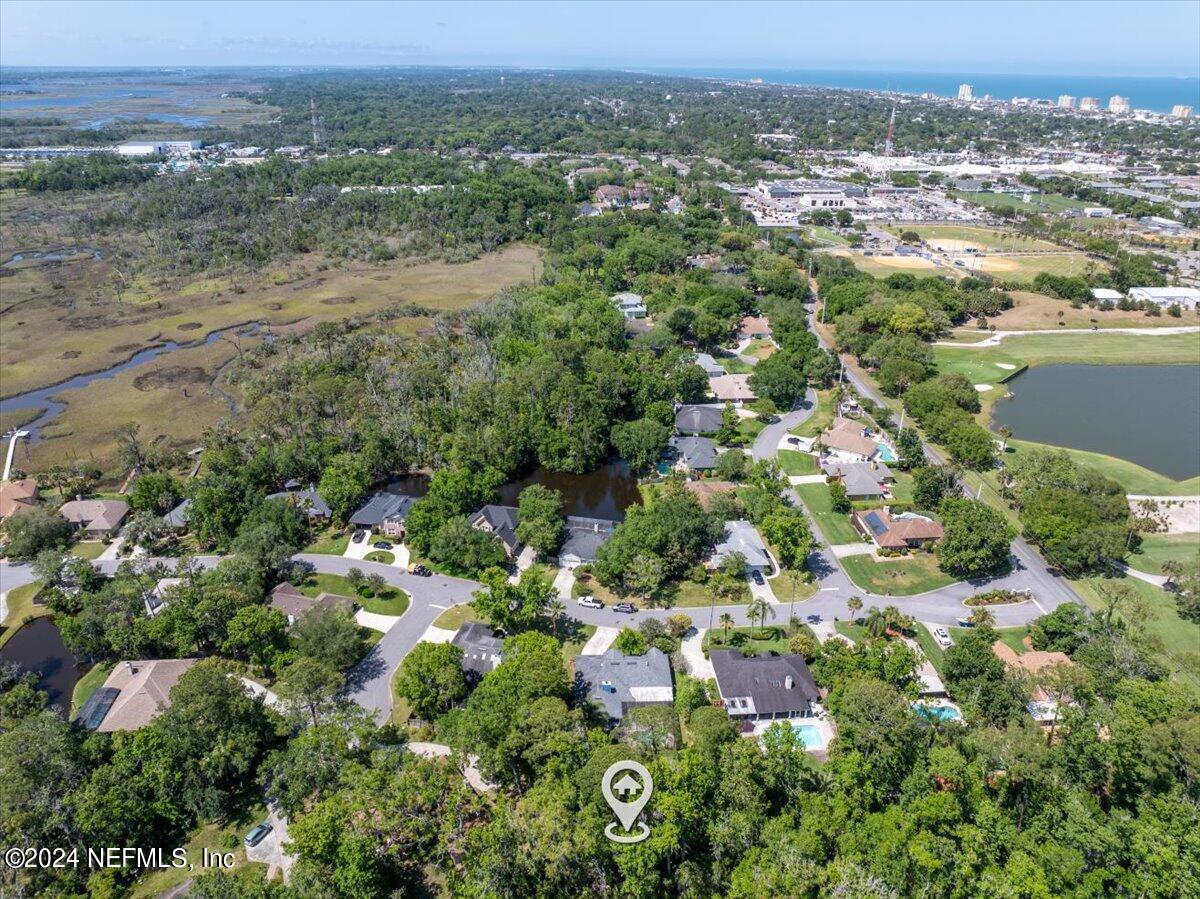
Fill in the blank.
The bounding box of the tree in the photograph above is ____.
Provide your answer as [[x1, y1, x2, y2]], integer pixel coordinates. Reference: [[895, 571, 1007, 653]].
[[613, 627, 648, 656], [611, 417, 671, 475], [828, 481, 851, 513], [719, 612, 735, 641], [128, 472, 182, 514], [292, 607, 363, 672], [317, 453, 370, 525], [274, 656, 345, 726], [829, 678, 922, 803], [1175, 556, 1200, 624], [968, 606, 996, 629], [121, 511, 172, 553], [747, 595, 775, 637], [847, 594, 863, 622], [761, 511, 813, 570], [232, 498, 309, 580], [429, 516, 507, 575], [223, 605, 290, 672], [666, 613, 693, 638], [471, 567, 556, 634], [2, 507, 73, 560], [936, 498, 1014, 577], [395, 642, 469, 722], [748, 351, 807, 409], [515, 485, 565, 556], [912, 465, 955, 510], [715, 448, 748, 481]]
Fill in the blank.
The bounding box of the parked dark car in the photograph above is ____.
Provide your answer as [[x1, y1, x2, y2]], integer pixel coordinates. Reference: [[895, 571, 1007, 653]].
[[373, 540, 393, 550], [613, 602, 637, 614], [244, 822, 273, 848], [751, 570, 765, 585], [351, 530, 368, 544], [408, 564, 432, 577]]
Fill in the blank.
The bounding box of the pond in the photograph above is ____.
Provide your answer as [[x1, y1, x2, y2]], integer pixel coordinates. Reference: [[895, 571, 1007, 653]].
[[0, 617, 84, 714], [992, 364, 1200, 481], [497, 460, 642, 520]]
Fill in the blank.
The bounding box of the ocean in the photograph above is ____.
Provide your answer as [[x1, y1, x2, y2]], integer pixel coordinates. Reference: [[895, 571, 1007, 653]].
[[646, 67, 1200, 114]]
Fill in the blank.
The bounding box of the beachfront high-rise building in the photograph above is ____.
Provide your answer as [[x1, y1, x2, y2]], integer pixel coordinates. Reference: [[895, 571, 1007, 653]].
[[957, 83, 974, 101], [1171, 104, 1194, 118], [1108, 96, 1130, 114], [1057, 95, 1076, 109], [1080, 97, 1100, 111]]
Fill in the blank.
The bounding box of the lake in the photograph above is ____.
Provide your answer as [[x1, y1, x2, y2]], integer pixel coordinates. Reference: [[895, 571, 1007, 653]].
[[0, 617, 84, 714], [497, 460, 641, 520], [992, 364, 1200, 481]]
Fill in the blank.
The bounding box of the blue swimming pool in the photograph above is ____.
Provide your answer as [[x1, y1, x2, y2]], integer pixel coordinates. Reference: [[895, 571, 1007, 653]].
[[876, 444, 897, 463], [912, 703, 962, 721], [792, 724, 823, 748]]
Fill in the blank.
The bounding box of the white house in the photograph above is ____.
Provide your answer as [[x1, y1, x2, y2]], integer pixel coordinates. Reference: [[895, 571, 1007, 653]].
[[1090, 288, 1124, 303], [611, 292, 647, 319]]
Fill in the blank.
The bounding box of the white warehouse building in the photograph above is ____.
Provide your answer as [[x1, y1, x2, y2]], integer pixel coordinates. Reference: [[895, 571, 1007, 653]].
[[117, 140, 202, 156], [1128, 287, 1200, 310]]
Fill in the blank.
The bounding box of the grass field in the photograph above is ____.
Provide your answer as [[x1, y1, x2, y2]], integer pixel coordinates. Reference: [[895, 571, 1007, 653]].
[[744, 339, 777, 359], [952, 291, 1195, 332], [0, 581, 47, 648], [130, 802, 268, 898], [778, 449, 819, 475], [297, 573, 410, 617], [791, 388, 836, 439], [885, 224, 1062, 253], [1072, 575, 1200, 687], [1126, 533, 1200, 575], [832, 249, 939, 277], [840, 553, 958, 596], [432, 603, 478, 631], [794, 482, 862, 545], [69, 540, 108, 560], [960, 253, 1098, 280], [955, 191, 1091, 215], [305, 529, 351, 555]]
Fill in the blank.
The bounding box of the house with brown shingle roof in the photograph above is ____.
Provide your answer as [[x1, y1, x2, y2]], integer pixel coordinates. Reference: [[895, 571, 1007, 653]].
[[0, 479, 38, 519], [818, 418, 885, 463], [992, 639, 1075, 726], [79, 658, 197, 732], [738, 315, 771, 340], [852, 508, 944, 550], [268, 582, 356, 626], [709, 373, 757, 404], [59, 498, 129, 537]]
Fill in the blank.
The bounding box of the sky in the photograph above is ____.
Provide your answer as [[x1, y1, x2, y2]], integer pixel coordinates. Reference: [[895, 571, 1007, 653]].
[[1, 0, 1198, 76]]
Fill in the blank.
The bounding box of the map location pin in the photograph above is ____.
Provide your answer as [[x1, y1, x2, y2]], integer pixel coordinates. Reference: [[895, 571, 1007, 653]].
[[601, 760, 653, 843]]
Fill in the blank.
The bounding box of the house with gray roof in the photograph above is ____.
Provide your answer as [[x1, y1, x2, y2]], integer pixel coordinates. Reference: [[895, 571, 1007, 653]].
[[710, 650, 821, 722], [820, 461, 893, 501], [575, 648, 674, 725], [674, 404, 724, 435], [468, 504, 522, 556], [452, 622, 505, 682], [266, 485, 331, 520], [59, 498, 129, 537], [709, 520, 772, 574], [163, 498, 191, 530], [692, 352, 726, 377], [350, 492, 417, 538], [611, 292, 647, 319], [667, 435, 719, 474], [559, 515, 618, 568]]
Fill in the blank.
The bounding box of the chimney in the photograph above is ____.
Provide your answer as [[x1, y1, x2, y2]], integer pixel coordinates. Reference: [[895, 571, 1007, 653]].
[[76, 494, 83, 502], [785, 675, 794, 689], [126, 661, 136, 675]]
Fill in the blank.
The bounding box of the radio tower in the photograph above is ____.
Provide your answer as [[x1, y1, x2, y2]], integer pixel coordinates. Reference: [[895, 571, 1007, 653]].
[[310, 95, 324, 149], [885, 103, 896, 156]]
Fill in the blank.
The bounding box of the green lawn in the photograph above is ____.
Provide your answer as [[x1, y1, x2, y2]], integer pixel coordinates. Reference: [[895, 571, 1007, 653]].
[[0, 581, 48, 648], [703, 623, 816, 656], [955, 190, 1091, 214], [885, 224, 1062, 253], [130, 803, 268, 898], [791, 389, 836, 439], [305, 529, 350, 555], [572, 570, 749, 609], [364, 550, 395, 564], [840, 553, 958, 596], [794, 482, 862, 544], [69, 541, 107, 560], [1005, 439, 1200, 497], [778, 449, 819, 476], [834, 621, 869, 641], [1126, 533, 1200, 576], [70, 662, 115, 719], [717, 354, 754, 374], [932, 346, 1026, 389], [298, 573, 410, 616], [1071, 575, 1200, 687], [745, 339, 776, 359], [738, 418, 766, 439], [432, 603, 479, 631]]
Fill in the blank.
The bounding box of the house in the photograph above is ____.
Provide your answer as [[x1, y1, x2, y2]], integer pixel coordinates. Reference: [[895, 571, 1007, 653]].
[[77, 658, 198, 732], [593, 184, 628, 207], [0, 478, 38, 519], [574, 648, 674, 725], [559, 516, 618, 568], [59, 498, 128, 537], [1128, 286, 1200, 310], [992, 639, 1075, 725], [576, 201, 602, 217], [692, 352, 726, 378], [709, 373, 757, 404], [738, 315, 771, 340], [469, 504, 522, 557], [710, 650, 822, 722], [144, 577, 181, 618], [350, 492, 417, 538], [819, 418, 886, 462], [1090, 288, 1124, 303], [852, 508, 944, 550], [674, 404, 724, 435], [666, 435, 719, 473], [821, 461, 894, 501], [163, 498, 191, 530], [265, 485, 332, 520], [611, 292, 647, 319], [268, 582, 356, 626], [665, 196, 686, 215], [452, 622, 505, 682], [682, 479, 736, 509], [709, 520, 772, 574]]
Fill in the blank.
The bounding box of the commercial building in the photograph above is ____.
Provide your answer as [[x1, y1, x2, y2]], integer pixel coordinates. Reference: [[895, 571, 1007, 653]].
[[957, 84, 974, 101], [1079, 97, 1100, 111], [116, 140, 201, 156], [1057, 95, 1076, 109], [1171, 104, 1194, 118], [1108, 96, 1131, 114], [1128, 287, 1200, 310]]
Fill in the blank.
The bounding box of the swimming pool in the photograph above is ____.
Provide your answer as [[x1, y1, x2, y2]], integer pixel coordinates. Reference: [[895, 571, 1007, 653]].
[[912, 703, 962, 721], [793, 723, 824, 748], [876, 444, 897, 463]]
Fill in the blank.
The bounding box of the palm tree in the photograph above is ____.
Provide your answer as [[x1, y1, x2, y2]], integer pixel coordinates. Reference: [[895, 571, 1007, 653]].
[[747, 596, 776, 638], [719, 613, 734, 643], [864, 606, 888, 638], [846, 595, 863, 623], [998, 426, 1013, 453], [787, 570, 804, 627], [545, 598, 566, 638]]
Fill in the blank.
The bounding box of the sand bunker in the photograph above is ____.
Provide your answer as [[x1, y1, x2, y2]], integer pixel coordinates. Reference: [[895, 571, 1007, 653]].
[[974, 384, 993, 392], [995, 363, 1017, 370], [864, 254, 936, 270]]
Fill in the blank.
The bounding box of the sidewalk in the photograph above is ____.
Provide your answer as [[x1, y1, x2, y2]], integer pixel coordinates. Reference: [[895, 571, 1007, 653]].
[[680, 629, 714, 679]]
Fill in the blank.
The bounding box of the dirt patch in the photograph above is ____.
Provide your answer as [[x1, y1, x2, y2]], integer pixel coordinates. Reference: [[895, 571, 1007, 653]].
[[319, 296, 357, 306], [868, 255, 936, 270], [109, 342, 145, 354], [132, 366, 209, 391], [64, 314, 116, 331], [977, 257, 1020, 273], [176, 322, 203, 331], [292, 277, 326, 291], [264, 302, 283, 311], [371, 275, 391, 281]]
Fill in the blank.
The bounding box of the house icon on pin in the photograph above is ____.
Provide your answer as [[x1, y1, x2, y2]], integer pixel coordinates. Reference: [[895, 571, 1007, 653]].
[[612, 773, 642, 797]]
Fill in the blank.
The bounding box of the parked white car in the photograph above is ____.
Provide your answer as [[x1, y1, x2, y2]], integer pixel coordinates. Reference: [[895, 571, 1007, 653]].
[[933, 626, 953, 648], [576, 595, 604, 609]]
